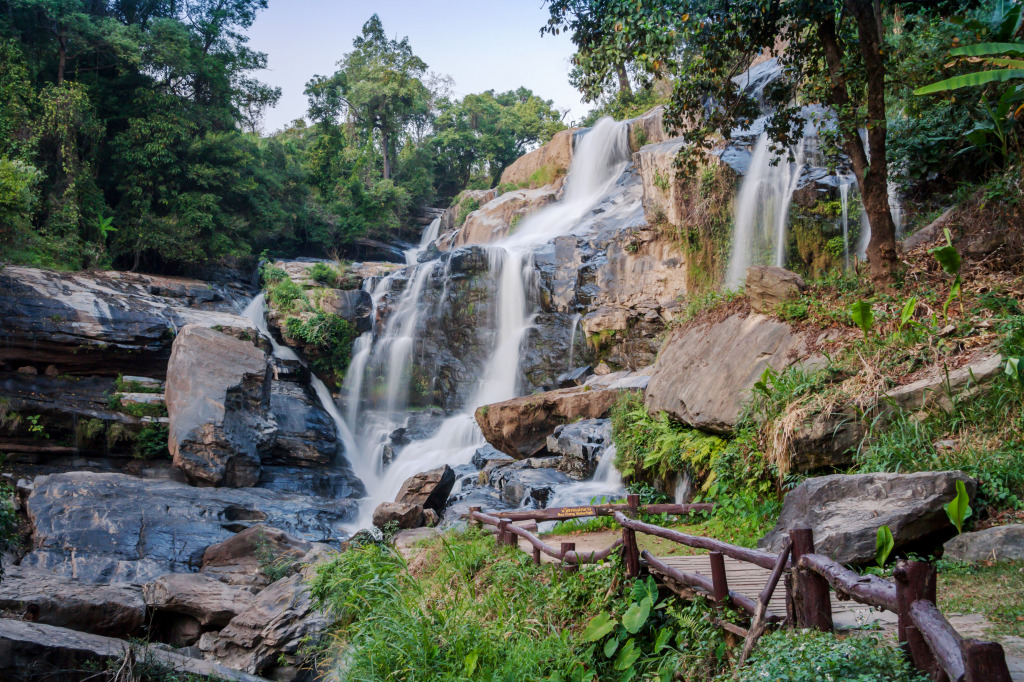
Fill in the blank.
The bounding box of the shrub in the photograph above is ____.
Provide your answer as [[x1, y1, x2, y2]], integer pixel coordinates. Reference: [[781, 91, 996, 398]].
[[307, 261, 337, 287], [284, 312, 358, 386], [734, 629, 927, 682]]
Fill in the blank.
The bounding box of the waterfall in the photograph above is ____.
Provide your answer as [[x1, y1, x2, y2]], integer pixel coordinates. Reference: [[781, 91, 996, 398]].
[[542, 443, 625, 517], [725, 133, 806, 288], [241, 294, 364, 480], [567, 312, 582, 371], [343, 117, 633, 529], [838, 176, 854, 269], [404, 217, 441, 265]]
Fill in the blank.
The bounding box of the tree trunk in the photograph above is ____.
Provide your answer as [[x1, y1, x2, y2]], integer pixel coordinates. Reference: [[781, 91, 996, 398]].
[[380, 126, 391, 180], [818, 3, 897, 284], [57, 27, 67, 85], [616, 63, 633, 97]]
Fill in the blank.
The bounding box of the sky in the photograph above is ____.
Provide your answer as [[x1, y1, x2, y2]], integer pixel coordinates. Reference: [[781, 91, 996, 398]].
[[245, 0, 591, 135]]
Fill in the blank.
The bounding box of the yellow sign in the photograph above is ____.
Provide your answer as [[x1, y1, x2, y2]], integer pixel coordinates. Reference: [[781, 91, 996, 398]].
[[556, 506, 596, 518]]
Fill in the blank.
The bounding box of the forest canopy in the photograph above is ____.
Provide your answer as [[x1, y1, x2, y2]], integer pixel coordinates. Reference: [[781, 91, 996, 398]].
[[0, 6, 566, 273]]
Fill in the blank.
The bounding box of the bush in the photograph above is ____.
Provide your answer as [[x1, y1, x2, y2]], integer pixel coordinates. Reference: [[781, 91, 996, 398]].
[[308, 261, 338, 286], [734, 629, 927, 682], [284, 312, 358, 386]]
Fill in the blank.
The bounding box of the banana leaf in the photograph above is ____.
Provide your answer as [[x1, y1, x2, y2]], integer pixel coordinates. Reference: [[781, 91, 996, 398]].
[[915, 68, 1024, 95], [949, 42, 1024, 58]]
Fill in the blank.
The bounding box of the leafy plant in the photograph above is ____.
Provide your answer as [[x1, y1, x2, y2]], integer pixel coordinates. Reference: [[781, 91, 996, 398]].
[[899, 297, 918, 332], [875, 525, 895, 572], [308, 262, 338, 287], [930, 229, 963, 320], [945, 479, 973, 534], [850, 300, 875, 337], [1006, 357, 1024, 390], [26, 414, 47, 440]]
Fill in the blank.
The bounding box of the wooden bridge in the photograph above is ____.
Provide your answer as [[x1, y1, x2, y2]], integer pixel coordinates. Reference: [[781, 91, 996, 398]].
[[467, 496, 1012, 682]]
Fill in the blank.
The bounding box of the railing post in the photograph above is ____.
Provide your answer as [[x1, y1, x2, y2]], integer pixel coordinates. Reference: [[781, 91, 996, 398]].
[[497, 519, 509, 548], [623, 495, 641, 579], [710, 551, 729, 605], [962, 639, 1013, 682], [533, 546, 541, 566], [468, 506, 481, 528], [561, 542, 579, 574], [788, 528, 832, 632], [894, 560, 944, 678]]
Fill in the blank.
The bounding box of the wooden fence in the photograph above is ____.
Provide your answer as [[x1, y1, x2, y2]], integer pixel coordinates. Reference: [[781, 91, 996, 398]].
[[466, 494, 1012, 682]]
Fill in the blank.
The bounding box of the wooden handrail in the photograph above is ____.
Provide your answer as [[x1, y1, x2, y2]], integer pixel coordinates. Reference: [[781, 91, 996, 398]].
[[615, 512, 784, 570], [564, 539, 623, 565], [910, 600, 965, 682], [494, 503, 713, 522], [469, 509, 621, 565], [798, 553, 899, 613]]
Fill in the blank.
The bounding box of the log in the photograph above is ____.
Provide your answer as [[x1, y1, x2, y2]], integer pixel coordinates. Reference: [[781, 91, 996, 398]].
[[895, 561, 943, 680], [790, 529, 832, 632], [563, 539, 623, 566], [962, 639, 1012, 682], [614, 512, 783, 570], [798, 553, 898, 612], [909, 599, 963, 682], [561, 542, 579, 573]]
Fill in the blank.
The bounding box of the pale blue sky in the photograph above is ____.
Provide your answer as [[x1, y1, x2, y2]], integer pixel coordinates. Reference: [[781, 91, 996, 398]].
[[245, 1, 590, 134]]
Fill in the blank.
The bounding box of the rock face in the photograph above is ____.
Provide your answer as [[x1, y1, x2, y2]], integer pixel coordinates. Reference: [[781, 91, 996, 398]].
[[499, 128, 575, 188], [0, 619, 268, 682], [547, 418, 613, 480], [475, 383, 627, 458], [943, 524, 1024, 562], [143, 573, 256, 628], [759, 471, 976, 565], [486, 457, 572, 507], [319, 288, 373, 332], [447, 185, 559, 249], [166, 325, 274, 487], [201, 524, 313, 588], [265, 379, 337, 468], [23, 472, 355, 584], [395, 465, 456, 514], [0, 565, 145, 637], [645, 312, 825, 434], [745, 266, 807, 313], [0, 265, 255, 377], [372, 501, 424, 529]]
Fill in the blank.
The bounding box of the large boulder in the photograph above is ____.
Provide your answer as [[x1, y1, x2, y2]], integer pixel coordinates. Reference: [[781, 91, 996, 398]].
[[446, 186, 558, 249], [23, 472, 355, 584], [143, 573, 256, 629], [166, 325, 274, 487], [319, 288, 373, 332], [645, 312, 826, 434], [943, 524, 1024, 562], [486, 457, 572, 507], [372, 502, 424, 530], [204, 572, 327, 676], [0, 565, 145, 637], [745, 266, 807, 313], [0, 265, 255, 377], [265, 379, 337, 468], [759, 471, 976, 565], [395, 465, 456, 514], [0, 619, 268, 682], [475, 383, 625, 458], [499, 128, 575, 188]]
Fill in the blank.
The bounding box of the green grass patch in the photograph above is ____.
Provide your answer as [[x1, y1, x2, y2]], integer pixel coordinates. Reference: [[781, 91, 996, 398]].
[[937, 559, 1024, 638]]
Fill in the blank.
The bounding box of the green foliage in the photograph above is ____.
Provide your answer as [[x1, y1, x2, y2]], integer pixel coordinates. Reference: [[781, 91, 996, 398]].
[[736, 629, 927, 682], [284, 313, 358, 386], [0, 455, 19, 581], [931, 229, 963, 320], [875, 525, 895, 569], [134, 425, 169, 460], [850, 300, 876, 337], [26, 414, 47, 439], [266, 277, 307, 314], [945, 479, 973, 534], [308, 262, 338, 287], [114, 375, 162, 395]]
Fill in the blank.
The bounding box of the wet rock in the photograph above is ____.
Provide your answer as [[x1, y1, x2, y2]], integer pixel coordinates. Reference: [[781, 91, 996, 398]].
[[548, 419, 612, 480], [759, 471, 976, 565], [372, 502, 424, 529], [144, 573, 256, 628], [201, 525, 313, 588], [166, 325, 274, 487], [787, 409, 864, 472], [319, 288, 373, 332], [0, 266, 255, 377], [422, 508, 440, 527], [626, 106, 685, 151], [258, 467, 364, 500], [442, 487, 513, 527], [395, 465, 456, 514], [475, 383, 629, 459], [645, 312, 826, 434], [205, 572, 326, 676], [0, 619, 268, 682], [23, 472, 355, 584], [745, 266, 807, 314], [488, 459, 572, 507], [499, 128, 575, 188], [0, 565, 145, 637], [448, 186, 559, 248], [471, 445, 513, 469], [265, 379, 337, 467], [557, 366, 593, 387], [943, 524, 1024, 562]]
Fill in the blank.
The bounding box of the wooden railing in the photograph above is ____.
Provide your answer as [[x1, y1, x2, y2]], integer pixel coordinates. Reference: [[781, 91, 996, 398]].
[[467, 494, 1012, 681]]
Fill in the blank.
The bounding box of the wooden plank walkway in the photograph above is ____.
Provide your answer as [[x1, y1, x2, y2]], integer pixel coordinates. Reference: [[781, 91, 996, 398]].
[[656, 554, 894, 628]]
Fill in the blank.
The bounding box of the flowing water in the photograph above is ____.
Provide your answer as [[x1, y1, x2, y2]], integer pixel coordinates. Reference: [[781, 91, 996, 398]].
[[341, 117, 633, 529], [838, 176, 855, 269], [725, 133, 807, 288]]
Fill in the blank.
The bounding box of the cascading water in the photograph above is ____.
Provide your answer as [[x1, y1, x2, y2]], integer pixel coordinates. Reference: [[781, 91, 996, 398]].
[[405, 217, 441, 265], [567, 312, 582, 371], [725, 132, 807, 288], [343, 117, 633, 529], [838, 175, 855, 269]]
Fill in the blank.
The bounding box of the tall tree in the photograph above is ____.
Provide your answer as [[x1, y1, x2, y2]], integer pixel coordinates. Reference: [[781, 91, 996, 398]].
[[306, 14, 429, 179]]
